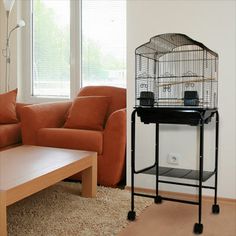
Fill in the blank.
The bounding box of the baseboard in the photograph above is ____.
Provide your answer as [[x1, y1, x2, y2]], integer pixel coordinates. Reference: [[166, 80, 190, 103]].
[[125, 186, 236, 204]]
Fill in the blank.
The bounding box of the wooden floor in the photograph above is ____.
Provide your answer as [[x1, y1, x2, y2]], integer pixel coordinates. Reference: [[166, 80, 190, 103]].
[[119, 198, 236, 236]]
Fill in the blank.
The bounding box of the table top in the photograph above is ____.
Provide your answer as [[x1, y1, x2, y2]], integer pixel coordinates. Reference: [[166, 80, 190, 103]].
[[0, 145, 96, 191]]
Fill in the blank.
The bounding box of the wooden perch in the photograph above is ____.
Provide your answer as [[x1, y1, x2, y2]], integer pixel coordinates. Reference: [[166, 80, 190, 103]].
[[157, 77, 215, 88]]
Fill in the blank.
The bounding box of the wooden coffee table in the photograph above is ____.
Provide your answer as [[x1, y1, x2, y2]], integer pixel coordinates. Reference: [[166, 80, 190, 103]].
[[0, 145, 97, 236]]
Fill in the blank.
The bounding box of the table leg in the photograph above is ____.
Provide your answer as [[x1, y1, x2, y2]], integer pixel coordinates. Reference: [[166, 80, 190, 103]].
[[81, 156, 97, 198], [0, 191, 7, 236]]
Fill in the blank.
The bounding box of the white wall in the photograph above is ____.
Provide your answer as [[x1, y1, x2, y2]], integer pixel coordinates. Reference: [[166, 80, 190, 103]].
[[127, 0, 236, 199]]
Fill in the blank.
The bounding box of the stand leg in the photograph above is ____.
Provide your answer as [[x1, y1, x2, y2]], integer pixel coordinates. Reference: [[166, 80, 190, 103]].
[[194, 121, 204, 234], [128, 110, 136, 221], [155, 123, 162, 204], [212, 111, 220, 214]]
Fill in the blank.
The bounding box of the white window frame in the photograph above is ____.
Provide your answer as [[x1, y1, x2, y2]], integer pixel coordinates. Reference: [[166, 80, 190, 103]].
[[19, 0, 81, 103], [19, 0, 126, 103]]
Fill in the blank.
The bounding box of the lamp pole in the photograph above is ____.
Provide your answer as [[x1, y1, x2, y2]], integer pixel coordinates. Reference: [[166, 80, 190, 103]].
[[2, 0, 15, 92], [5, 10, 10, 92], [2, 0, 26, 92], [2, 12, 25, 92]]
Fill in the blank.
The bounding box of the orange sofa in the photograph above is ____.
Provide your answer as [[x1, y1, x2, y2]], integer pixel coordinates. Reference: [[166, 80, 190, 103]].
[[0, 103, 25, 151], [21, 86, 126, 187]]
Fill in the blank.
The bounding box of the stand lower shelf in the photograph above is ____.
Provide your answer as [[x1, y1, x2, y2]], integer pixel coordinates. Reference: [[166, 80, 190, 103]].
[[143, 166, 215, 182]]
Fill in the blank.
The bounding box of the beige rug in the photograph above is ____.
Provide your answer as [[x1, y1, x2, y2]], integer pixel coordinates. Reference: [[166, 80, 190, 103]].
[[8, 182, 152, 236]]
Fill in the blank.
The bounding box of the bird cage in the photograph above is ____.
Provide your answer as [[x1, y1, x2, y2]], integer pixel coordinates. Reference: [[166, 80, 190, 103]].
[[135, 33, 218, 108]]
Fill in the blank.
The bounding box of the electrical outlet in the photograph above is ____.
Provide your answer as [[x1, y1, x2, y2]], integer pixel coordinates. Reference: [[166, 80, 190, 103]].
[[167, 153, 180, 165]]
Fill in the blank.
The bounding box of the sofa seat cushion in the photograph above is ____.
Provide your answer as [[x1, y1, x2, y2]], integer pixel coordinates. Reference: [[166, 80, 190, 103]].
[[0, 123, 21, 148], [37, 128, 103, 154]]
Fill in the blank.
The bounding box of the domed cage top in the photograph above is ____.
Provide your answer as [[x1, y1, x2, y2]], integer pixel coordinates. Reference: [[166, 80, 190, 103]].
[[135, 33, 218, 108]]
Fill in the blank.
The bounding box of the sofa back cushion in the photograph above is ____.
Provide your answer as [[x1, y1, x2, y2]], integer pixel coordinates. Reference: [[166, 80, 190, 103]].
[[0, 89, 18, 124], [64, 96, 110, 131], [78, 86, 126, 117]]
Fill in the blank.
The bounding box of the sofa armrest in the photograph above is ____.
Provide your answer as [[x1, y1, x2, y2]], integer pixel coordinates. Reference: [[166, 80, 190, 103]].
[[16, 103, 31, 121], [102, 108, 126, 186], [21, 102, 72, 145]]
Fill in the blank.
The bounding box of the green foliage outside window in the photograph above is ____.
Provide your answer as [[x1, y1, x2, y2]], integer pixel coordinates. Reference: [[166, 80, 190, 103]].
[[33, 0, 70, 83]]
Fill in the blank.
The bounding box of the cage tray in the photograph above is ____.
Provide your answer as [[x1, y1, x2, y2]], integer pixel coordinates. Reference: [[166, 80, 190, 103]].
[[143, 166, 215, 182], [136, 107, 217, 126]]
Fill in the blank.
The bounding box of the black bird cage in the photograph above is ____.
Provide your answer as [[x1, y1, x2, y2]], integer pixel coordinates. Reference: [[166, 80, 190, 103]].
[[135, 33, 218, 108]]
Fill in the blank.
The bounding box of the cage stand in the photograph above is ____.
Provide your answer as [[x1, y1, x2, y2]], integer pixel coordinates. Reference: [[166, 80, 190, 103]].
[[127, 107, 220, 235]]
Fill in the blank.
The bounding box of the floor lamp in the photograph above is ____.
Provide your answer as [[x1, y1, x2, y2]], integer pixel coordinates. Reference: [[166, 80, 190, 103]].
[[2, 0, 25, 92]]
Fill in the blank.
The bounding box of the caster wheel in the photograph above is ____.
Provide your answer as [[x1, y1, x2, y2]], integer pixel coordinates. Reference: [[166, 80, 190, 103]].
[[212, 204, 220, 214], [193, 223, 203, 234], [154, 195, 162, 204], [127, 211, 136, 221]]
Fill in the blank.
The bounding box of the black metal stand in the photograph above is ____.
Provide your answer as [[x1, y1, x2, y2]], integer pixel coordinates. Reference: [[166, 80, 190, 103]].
[[127, 107, 220, 234]]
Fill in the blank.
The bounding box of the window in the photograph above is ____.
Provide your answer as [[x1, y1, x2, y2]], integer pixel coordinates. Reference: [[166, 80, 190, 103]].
[[81, 0, 126, 88], [25, 0, 126, 100], [32, 0, 70, 97]]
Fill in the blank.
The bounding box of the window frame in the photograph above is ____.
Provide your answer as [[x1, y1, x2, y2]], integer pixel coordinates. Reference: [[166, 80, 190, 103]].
[[19, 0, 126, 103], [20, 0, 81, 103]]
